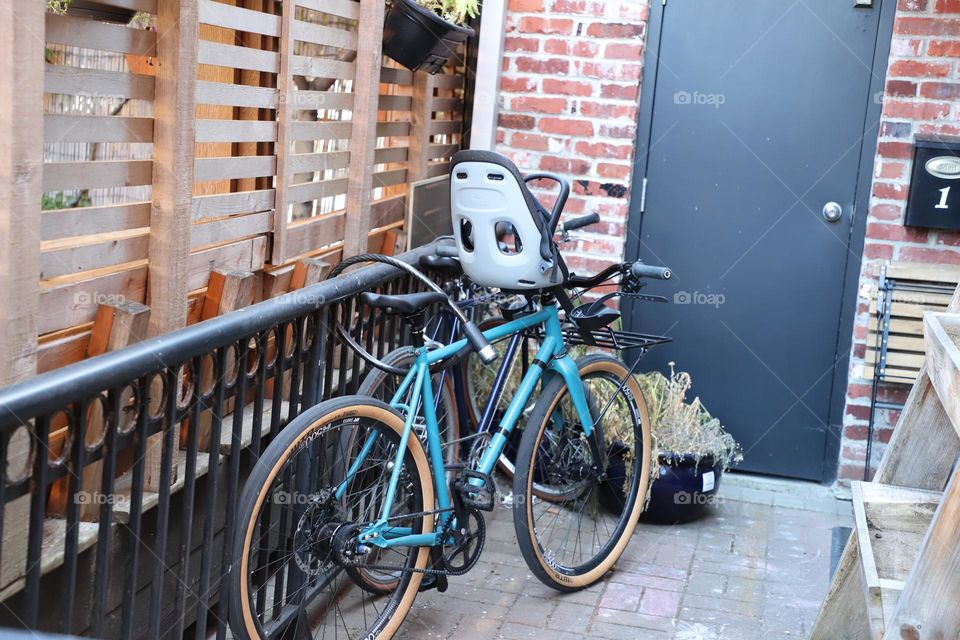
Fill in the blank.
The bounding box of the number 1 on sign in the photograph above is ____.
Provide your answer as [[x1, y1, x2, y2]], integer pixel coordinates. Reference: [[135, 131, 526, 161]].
[[936, 186, 951, 210]]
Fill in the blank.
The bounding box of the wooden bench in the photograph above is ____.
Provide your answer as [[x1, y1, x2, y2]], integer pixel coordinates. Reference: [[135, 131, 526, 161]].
[[861, 262, 960, 478]]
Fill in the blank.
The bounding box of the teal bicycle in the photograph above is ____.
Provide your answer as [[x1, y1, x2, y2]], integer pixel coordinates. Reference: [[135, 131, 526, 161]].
[[229, 151, 671, 640]]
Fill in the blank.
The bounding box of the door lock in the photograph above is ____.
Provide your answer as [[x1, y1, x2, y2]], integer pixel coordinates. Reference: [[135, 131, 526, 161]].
[[822, 202, 843, 223]]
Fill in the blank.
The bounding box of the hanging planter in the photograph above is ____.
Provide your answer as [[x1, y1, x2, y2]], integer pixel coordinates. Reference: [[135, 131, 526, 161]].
[[382, 0, 477, 74]]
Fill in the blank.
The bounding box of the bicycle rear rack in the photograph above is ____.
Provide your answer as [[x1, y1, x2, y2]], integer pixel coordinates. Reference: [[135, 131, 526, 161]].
[[529, 325, 671, 351]]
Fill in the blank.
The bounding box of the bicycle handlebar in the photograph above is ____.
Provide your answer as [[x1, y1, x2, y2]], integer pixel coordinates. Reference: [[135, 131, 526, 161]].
[[631, 263, 672, 280], [560, 213, 600, 234]]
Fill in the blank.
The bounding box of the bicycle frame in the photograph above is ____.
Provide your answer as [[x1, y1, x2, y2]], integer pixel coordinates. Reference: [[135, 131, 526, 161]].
[[337, 302, 593, 550]]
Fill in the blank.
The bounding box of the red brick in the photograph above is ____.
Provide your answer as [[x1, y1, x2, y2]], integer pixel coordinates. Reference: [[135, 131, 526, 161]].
[[895, 16, 960, 36], [864, 242, 894, 260], [928, 39, 960, 55], [872, 181, 908, 200], [917, 122, 960, 136], [515, 57, 570, 74], [605, 43, 643, 59], [599, 124, 636, 139], [543, 78, 593, 97], [846, 404, 872, 422], [882, 100, 951, 119], [601, 83, 639, 101], [499, 113, 536, 130], [509, 0, 544, 10], [886, 79, 918, 97], [839, 464, 865, 480], [841, 444, 867, 462], [582, 62, 643, 81], [539, 117, 594, 136], [880, 120, 914, 138], [512, 96, 569, 114], [870, 203, 904, 222], [891, 37, 925, 57], [898, 246, 960, 264], [598, 162, 632, 179], [544, 38, 571, 55], [887, 59, 953, 77], [580, 101, 636, 119], [563, 196, 587, 214], [575, 141, 633, 159], [572, 41, 601, 57], [843, 424, 869, 441], [936, 0, 960, 11], [876, 160, 907, 179], [898, 0, 928, 10], [504, 36, 539, 53], [500, 76, 537, 93], [866, 221, 928, 243], [920, 82, 960, 100], [518, 16, 574, 34], [551, 0, 589, 13], [573, 180, 628, 198], [586, 22, 644, 38], [877, 140, 914, 160], [510, 132, 551, 151]]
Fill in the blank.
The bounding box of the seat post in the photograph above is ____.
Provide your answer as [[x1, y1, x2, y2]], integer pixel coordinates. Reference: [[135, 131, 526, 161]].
[[402, 310, 427, 349]]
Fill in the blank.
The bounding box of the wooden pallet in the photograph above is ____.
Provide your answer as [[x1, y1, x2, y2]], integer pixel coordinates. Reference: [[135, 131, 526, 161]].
[[812, 286, 960, 639]]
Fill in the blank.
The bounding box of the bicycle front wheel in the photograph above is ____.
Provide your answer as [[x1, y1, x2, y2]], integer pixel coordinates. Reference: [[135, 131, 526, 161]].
[[513, 354, 652, 591], [230, 397, 434, 640]]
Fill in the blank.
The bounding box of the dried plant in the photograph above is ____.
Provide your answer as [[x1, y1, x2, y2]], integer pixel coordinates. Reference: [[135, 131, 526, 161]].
[[637, 363, 742, 471], [47, 0, 71, 14]]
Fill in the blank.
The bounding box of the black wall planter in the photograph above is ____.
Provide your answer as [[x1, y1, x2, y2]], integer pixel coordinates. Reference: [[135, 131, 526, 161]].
[[640, 454, 724, 525], [382, 0, 474, 74]]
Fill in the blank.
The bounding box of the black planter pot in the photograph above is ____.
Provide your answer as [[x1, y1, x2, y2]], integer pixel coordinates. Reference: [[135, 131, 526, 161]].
[[639, 454, 723, 525], [68, 1, 138, 23], [382, 0, 475, 74]]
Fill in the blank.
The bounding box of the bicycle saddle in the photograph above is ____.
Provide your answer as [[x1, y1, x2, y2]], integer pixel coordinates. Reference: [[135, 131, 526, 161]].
[[360, 291, 448, 315], [419, 254, 463, 276]]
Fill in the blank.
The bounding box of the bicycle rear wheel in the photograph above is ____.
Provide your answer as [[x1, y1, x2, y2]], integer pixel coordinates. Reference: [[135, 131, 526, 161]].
[[230, 397, 433, 640], [513, 354, 652, 591]]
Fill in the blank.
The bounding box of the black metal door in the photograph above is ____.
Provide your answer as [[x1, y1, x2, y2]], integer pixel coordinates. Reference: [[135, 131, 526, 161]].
[[627, 0, 885, 480]]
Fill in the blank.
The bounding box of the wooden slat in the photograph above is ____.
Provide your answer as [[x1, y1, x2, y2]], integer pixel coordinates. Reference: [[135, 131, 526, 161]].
[[431, 97, 462, 112], [296, 0, 361, 20], [407, 71, 434, 182], [433, 74, 464, 90], [287, 178, 349, 203], [285, 213, 347, 258], [865, 333, 925, 354], [191, 211, 273, 249], [197, 40, 279, 73], [194, 155, 276, 182], [291, 56, 355, 79], [46, 13, 157, 55], [43, 160, 153, 192], [187, 236, 268, 290], [288, 121, 353, 141], [192, 189, 274, 221], [885, 262, 960, 284], [868, 317, 925, 337], [288, 91, 354, 112], [380, 66, 413, 85], [377, 121, 411, 138], [39, 266, 147, 335], [291, 20, 358, 49], [149, 0, 198, 335], [195, 81, 278, 108], [429, 119, 460, 136], [424, 161, 450, 179], [195, 118, 277, 143], [923, 312, 960, 439], [44, 115, 154, 144], [41, 231, 150, 280], [288, 151, 350, 174], [429, 143, 459, 160], [378, 94, 413, 111], [370, 195, 406, 229], [372, 168, 407, 188], [271, 0, 296, 264], [199, 0, 281, 36], [375, 146, 408, 165], [343, 0, 385, 257], [865, 349, 925, 370], [42, 202, 152, 241], [45, 64, 155, 100]]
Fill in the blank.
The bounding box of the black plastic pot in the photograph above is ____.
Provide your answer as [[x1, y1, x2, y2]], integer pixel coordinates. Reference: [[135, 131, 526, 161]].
[[68, 1, 138, 23], [382, 0, 475, 74], [639, 454, 723, 525]]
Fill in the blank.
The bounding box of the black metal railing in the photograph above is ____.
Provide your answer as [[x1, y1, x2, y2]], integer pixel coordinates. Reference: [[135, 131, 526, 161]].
[[0, 245, 434, 638]]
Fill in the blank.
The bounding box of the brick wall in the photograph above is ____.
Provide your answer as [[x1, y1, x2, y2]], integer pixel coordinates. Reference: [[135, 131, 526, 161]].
[[495, 0, 650, 276], [838, 0, 960, 481]]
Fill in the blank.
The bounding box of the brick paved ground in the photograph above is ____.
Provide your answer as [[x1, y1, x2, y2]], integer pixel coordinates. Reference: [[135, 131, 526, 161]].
[[395, 474, 851, 640]]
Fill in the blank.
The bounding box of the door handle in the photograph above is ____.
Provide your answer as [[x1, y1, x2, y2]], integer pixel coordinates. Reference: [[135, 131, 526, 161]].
[[822, 202, 843, 223]]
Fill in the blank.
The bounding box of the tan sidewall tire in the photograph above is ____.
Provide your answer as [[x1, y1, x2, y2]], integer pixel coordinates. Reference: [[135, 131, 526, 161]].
[[237, 401, 434, 640], [521, 357, 652, 589]]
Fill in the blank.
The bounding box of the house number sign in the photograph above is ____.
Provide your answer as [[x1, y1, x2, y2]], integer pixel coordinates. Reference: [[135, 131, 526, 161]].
[[905, 136, 960, 231]]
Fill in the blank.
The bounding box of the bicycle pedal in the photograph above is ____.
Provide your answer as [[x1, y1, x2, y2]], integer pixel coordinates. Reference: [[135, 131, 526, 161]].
[[453, 469, 496, 512]]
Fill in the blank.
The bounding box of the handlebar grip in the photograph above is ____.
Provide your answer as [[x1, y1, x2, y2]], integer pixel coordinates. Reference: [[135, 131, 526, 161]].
[[463, 321, 497, 364], [563, 213, 600, 233], [631, 262, 672, 280], [436, 243, 459, 258]]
